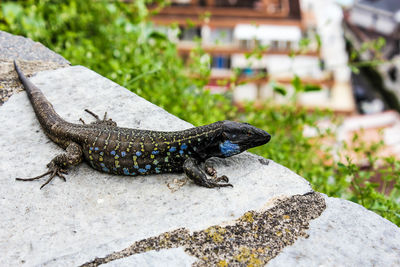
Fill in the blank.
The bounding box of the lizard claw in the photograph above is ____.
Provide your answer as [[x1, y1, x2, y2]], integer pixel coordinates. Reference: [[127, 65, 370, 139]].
[[203, 180, 233, 188], [215, 175, 229, 183], [16, 164, 68, 189], [195, 174, 232, 188]]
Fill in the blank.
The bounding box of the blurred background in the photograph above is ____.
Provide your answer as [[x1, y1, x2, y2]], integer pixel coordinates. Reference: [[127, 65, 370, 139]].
[[0, 0, 399, 225], [150, 0, 400, 157]]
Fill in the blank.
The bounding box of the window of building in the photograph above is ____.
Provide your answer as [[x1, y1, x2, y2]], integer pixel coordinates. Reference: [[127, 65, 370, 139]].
[[179, 26, 201, 41], [212, 55, 231, 69], [210, 28, 233, 45], [388, 66, 398, 82], [214, 0, 259, 8], [270, 40, 279, 50], [239, 39, 255, 49], [171, 0, 191, 5], [239, 67, 267, 77]]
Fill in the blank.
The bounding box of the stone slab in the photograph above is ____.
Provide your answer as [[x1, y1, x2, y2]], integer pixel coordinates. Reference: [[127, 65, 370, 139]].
[[268, 195, 400, 266], [103, 248, 196, 267], [0, 65, 313, 266], [0, 30, 70, 104], [0, 30, 69, 64]]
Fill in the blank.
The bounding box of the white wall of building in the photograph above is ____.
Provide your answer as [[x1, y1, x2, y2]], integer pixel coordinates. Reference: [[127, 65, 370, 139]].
[[349, 7, 397, 35], [234, 84, 258, 101]]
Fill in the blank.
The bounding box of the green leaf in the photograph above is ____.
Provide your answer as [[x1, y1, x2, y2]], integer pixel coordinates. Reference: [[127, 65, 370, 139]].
[[148, 31, 167, 40], [272, 84, 287, 96], [291, 75, 303, 92], [349, 65, 360, 74], [304, 84, 321, 92], [337, 162, 346, 168]]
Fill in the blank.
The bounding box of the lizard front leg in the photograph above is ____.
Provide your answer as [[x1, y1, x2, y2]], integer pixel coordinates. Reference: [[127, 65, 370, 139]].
[[16, 142, 83, 189], [183, 158, 232, 188]]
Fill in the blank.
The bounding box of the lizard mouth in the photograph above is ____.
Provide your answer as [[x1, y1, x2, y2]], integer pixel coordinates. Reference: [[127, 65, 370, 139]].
[[252, 129, 271, 147]]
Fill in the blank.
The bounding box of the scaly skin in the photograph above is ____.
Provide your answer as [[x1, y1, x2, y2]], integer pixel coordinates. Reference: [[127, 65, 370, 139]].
[[14, 61, 271, 189]]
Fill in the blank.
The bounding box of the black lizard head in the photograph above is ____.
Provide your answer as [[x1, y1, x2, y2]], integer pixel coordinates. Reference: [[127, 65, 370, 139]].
[[202, 120, 271, 158]]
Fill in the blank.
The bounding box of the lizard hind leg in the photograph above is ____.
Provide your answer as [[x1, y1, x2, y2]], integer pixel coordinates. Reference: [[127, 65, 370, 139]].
[[16, 142, 83, 189], [84, 108, 117, 127]]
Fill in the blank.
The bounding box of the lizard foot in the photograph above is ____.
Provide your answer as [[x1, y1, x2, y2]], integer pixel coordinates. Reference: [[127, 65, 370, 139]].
[[84, 109, 117, 127], [205, 167, 229, 183], [183, 158, 233, 188], [204, 162, 229, 184], [16, 164, 68, 189], [182, 158, 233, 188]]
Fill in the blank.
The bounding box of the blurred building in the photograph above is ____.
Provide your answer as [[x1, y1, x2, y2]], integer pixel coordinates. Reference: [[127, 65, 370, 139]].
[[345, 0, 400, 113], [348, 0, 400, 41], [151, 0, 355, 113]]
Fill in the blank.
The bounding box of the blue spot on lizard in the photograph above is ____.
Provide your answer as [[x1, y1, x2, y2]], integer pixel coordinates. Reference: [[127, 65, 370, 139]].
[[219, 140, 240, 157]]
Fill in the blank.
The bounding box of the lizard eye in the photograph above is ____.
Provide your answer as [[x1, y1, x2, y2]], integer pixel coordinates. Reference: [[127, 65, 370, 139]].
[[242, 129, 250, 136]]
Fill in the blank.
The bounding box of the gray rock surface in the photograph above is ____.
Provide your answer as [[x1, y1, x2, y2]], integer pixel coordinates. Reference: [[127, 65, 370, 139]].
[[269, 195, 400, 266], [0, 30, 69, 64], [0, 65, 313, 266], [0, 30, 69, 104], [103, 248, 196, 267]]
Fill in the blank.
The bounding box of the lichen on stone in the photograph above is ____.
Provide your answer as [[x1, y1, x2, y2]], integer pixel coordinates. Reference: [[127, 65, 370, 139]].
[[81, 192, 326, 266]]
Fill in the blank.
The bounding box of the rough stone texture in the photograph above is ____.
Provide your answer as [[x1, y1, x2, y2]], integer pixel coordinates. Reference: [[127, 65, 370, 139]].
[[82, 193, 326, 266], [0, 65, 314, 266], [268, 195, 400, 267], [0, 30, 70, 105], [103, 248, 197, 267], [0, 31, 69, 64]]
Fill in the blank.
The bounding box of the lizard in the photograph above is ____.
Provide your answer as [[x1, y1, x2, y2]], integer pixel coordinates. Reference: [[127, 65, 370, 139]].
[[13, 60, 271, 189]]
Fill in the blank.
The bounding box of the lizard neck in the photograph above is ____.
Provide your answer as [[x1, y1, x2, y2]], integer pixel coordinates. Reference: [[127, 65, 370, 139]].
[[172, 122, 223, 160]]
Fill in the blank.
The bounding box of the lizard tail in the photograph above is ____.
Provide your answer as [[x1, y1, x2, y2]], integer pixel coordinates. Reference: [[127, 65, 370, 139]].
[[14, 60, 66, 128], [14, 60, 42, 97]]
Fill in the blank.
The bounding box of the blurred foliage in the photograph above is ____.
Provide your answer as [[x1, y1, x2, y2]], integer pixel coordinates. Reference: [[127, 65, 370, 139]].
[[1, 0, 399, 225]]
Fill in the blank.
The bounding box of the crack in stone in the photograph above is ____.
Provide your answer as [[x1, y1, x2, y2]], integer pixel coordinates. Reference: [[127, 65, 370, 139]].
[[80, 192, 326, 266]]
